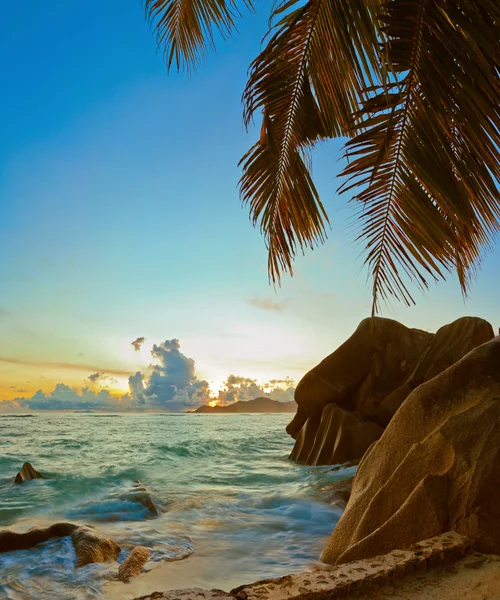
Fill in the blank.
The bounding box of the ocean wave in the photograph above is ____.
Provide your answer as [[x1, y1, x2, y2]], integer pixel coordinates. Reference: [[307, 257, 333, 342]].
[[0, 413, 341, 598], [0, 537, 111, 600], [155, 439, 234, 458], [0, 414, 37, 418]]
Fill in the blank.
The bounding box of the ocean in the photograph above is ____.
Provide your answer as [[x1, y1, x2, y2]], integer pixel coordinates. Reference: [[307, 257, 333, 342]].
[[0, 413, 352, 599]]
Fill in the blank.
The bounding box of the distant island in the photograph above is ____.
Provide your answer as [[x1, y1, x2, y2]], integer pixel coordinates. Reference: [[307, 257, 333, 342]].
[[190, 397, 297, 414]]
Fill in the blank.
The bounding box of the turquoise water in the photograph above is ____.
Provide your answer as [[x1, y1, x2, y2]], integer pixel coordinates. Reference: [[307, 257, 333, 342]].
[[0, 414, 351, 599]]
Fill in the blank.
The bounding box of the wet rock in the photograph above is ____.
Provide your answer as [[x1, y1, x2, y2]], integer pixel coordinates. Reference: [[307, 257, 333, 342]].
[[119, 546, 151, 581], [322, 336, 500, 565], [321, 477, 354, 509], [14, 462, 43, 484], [0, 522, 78, 553], [116, 480, 166, 517], [71, 525, 121, 568]]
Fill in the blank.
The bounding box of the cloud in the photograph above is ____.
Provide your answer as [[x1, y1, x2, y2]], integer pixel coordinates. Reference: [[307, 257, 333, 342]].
[[0, 400, 22, 413], [143, 339, 211, 411], [1, 338, 296, 412], [131, 337, 146, 352], [250, 297, 287, 311], [217, 374, 296, 405], [128, 372, 146, 405], [10, 384, 131, 412], [0, 356, 131, 378], [0, 308, 10, 321]]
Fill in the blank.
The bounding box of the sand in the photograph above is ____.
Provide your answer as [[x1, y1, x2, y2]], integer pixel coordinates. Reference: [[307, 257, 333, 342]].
[[105, 552, 500, 600], [104, 545, 281, 600], [357, 552, 500, 600]]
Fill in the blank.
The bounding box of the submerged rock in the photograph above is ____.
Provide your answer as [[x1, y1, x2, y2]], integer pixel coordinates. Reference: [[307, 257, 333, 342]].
[[14, 462, 43, 484], [71, 525, 121, 568], [118, 546, 151, 581], [288, 316, 494, 466], [321, 336, 500, 565], [117, 480, 166, 517], [70, 480, 166, 522], [0, 522, 78, 553], [0, 521, 121, 569], [320, 477, 354, 509]]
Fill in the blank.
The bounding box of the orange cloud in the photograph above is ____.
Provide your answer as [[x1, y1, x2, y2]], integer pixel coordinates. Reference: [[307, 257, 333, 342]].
[[0, 356, 132, 378]]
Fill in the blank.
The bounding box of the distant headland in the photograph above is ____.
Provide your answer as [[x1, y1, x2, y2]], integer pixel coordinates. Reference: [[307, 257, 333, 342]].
[[189, 397, 297, 414]]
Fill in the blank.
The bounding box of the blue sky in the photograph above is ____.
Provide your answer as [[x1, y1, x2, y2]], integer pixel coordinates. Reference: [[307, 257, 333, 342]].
[[0, 0, 499, 402]]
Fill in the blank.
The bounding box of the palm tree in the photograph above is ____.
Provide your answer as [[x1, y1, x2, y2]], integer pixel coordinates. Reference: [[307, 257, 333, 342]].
[[145, 0, 500, 314]]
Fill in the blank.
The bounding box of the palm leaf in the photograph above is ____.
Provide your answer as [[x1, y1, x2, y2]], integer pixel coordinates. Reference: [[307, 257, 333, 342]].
[[145, 0, 254, 71], [342, 0, 500, 314], [240, 0, 383, 283]]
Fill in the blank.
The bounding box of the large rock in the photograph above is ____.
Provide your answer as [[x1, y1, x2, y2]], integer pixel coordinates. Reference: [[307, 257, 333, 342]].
[[290, 405, 383, 466], [0, 522, 121, 569], [71, 525, 121, 568], [0, 522, 78, 552], [377, 316, 495, 424], [14, 462, 43, 484], [294, 317, 432, 419], [321, 336, 500, 565], [288, 316, 494, 466]]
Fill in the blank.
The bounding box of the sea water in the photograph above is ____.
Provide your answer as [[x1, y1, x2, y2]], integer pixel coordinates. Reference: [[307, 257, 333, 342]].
[[0, 414, 353, 599]]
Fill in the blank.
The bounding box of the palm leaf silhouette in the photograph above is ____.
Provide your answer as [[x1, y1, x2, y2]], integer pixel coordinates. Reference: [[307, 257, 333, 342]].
[[145, 0, 500, 312]]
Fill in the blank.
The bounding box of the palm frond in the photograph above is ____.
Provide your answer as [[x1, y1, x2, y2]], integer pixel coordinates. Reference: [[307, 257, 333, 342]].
[[240, 0, 383, 283], [145, 0, 254, 71], [342, 0, 500, 314]]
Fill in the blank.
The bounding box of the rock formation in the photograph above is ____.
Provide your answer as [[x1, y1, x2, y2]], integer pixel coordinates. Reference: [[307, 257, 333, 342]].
[[118, 546, 151, 581], [117, 480, 166, 517], [288, 316, 494, 466], [71, 525, 121, 567], [14, 462, 43, 484], [0, 522, 121, 568], [320, 477, 354, 509], [321, 336, 500, 565], [0, 522, 78, 552]]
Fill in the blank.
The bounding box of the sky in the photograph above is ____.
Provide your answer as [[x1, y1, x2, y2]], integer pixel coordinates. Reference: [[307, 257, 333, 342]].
[[0, 1, 499, 410]]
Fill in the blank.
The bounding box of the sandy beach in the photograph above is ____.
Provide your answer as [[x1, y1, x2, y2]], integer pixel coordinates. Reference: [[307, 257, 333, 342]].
[[358, 553, 500, 600], [105, 551, 500, 600]]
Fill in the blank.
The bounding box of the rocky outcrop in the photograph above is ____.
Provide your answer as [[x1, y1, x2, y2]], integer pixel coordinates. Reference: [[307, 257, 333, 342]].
[[117, 480, 166, 517], [135, 591, 233, 600], [14, 462, 43, 484], [0, 522, 121, 568], [320, 477, 354, 509], [288, 316, 494, 466], [0, 522, 78, 552], [232, 532, 473, 600], [119, 546, 151, 581], [290, 405, 383, 466], [321, 336, 500, 565], [71, 525, 121, 568]]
